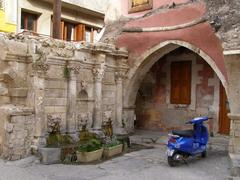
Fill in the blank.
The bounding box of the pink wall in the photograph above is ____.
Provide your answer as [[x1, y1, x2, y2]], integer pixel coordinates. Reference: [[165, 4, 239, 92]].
[[122, 0, 189, 17]]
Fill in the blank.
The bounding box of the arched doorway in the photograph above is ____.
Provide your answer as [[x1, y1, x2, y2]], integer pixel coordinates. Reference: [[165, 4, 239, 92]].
[[134, 47, 229, 135], [123, 40, 229, 135]]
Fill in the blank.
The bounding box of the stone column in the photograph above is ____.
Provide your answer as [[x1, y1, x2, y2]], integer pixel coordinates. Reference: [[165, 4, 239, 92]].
[[31, 63, 49, 148], [228, 114, 240, 153], [224, 52, 240, 151], [114, 71, 125, 133], [224, 51, 240, 176], [92, 67, 105, 129], [66, 66, 79, 134]]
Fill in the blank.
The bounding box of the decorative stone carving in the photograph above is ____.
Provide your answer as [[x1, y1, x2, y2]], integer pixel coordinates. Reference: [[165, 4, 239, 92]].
[[32, 61, 49, 72], [115, 71, 127, 82], [80, 80, 87, 90], [102, 111, 113, 137], [47, 115, 61, 134], [103, 111, 112, 123], [69, 65, 81, 74], [77, 112, 92, 130], [92, 67, 105, 82]]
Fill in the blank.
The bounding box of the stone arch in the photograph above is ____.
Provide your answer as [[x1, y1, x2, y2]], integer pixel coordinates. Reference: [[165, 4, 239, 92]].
[[124, 40, 228, 108], [79, 89, 88, 100]]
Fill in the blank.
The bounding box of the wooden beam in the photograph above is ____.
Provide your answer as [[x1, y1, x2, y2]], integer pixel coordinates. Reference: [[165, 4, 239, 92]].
[[52, 0, 62, 39]]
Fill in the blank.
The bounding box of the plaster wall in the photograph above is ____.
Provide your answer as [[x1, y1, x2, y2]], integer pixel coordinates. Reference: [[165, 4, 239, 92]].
[[63, 0, 109, 13], [18, 0, 105, 35], [135, 49, 220, 134], [121, 0, 190, 17]]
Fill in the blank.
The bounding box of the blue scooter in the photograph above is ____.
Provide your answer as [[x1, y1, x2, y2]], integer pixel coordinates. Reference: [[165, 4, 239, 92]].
[[166, 116, 209, 166]]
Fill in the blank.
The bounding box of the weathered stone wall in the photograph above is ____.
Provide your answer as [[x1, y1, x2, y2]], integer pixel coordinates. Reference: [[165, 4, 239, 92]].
[[205, 0, 240, 50], [1, 107, 35, 160], [0, 33, 128, 160], [135, 48, 220, 133]]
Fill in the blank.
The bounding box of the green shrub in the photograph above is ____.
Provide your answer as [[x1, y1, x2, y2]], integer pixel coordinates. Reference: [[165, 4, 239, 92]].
[[77, 138, 102, 152], [46, 134, 73, 148], [104, 136, 121, 148]]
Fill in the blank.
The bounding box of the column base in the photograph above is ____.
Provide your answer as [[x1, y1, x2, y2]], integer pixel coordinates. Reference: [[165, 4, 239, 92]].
[[31, 136, 46, 153], [229, 153, 240, 176], [114, 127, 128, 135], [90, 128, 105, 139]]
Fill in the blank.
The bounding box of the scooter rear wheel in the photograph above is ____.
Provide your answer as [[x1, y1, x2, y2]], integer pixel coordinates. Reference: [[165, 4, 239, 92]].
[[201, 151, 207, 158], [167, 155, 178, 167]]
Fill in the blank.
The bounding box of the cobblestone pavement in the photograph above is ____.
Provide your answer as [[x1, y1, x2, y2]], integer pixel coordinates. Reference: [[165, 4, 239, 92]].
[[0, 144, 232, 180]]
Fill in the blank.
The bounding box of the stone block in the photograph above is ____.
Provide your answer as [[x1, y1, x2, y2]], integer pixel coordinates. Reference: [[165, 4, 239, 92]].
[[8, 40, 28, 55], [54, 106, 67, 113], [45, 80, 67, 89], [45, 98, 67, 106], [39, 148, 61, 165], [45, 106, 55, 113], [45, 89, 67, 98]]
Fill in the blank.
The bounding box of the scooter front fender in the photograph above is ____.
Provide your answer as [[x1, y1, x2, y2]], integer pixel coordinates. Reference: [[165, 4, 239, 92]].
[[166, 148, 175, 157]]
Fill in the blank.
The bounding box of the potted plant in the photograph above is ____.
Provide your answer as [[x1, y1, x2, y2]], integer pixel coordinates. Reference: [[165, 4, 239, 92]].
[[103, 136, 123, 158], [76, 138, 103, 163]]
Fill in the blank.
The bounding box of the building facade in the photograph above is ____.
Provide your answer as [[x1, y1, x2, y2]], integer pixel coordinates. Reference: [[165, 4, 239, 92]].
[[102, 0, 240, 174], [18, 0, 109, 42], [0, 0, 17, 33], [0, 0, 240, 175]]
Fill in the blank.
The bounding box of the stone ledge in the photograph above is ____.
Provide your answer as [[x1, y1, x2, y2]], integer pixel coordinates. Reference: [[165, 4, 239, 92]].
[[229, 153, 240, 176], [228, 114, 240, 121], [0, 105, 34, 116]]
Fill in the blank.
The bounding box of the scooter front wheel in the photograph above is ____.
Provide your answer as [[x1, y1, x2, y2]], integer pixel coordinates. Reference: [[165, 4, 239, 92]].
[[167, 155, 178, 167]]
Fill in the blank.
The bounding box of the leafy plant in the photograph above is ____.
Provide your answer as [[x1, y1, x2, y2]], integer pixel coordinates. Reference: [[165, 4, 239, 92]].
[[46, 134, 73, 148], [63, 65, 70, 79], [104, 136, 121, 148], [77, 138, 102, 152]]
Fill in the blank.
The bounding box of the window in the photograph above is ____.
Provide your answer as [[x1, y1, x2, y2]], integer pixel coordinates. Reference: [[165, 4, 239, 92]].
[[21, 11, 38, 32], [170, 61, 191, 104], [128, 0, 153, 13], [60, 21, 100, 42], [61, 21, 76, 41]]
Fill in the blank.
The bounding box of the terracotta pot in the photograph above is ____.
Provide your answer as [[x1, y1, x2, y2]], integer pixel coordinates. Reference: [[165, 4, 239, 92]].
[[76, 148, 103, 163], [103, 144, 123, 158]]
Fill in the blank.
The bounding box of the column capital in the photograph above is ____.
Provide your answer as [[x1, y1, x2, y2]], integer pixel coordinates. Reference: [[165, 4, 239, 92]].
[[92, 67, 105, 82], [32, 62, 49, 77], [68, 65, 81, 74], [115, 71, 127, 82]]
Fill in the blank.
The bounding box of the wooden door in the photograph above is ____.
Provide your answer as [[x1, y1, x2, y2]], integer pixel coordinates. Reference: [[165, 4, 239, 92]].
[[219, 83, 230, 134]]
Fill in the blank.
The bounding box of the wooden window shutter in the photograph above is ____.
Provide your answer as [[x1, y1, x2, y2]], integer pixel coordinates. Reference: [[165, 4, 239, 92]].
[[180, 61, 191, 104], [61, 21, 64, 40], [90, 28, 94, 43], [171, 61, 191, 104], [171, 62, 181, 104], [75, 24, 85, 41]]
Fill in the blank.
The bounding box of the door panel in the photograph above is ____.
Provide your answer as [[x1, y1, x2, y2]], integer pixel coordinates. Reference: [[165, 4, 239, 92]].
[[219, 83, 230, 135]]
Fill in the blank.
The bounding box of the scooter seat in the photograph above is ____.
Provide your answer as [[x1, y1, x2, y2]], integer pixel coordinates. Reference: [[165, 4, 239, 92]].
[[172, 129, 194, 137]]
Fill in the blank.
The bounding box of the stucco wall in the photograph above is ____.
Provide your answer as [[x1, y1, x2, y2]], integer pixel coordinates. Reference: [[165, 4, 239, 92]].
[[18, 0, 105, 35], [135, 48, 220, 134], [122, 0, 189, 17], [63, 0, 109, 13]]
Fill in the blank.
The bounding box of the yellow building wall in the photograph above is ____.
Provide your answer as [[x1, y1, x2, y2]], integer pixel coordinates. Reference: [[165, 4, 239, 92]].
[[0, 9, 16, 33]]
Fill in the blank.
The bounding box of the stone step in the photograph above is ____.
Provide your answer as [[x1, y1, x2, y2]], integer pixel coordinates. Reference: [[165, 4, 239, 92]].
[[130, 132, 229, 152], [229, 153, 240, 177]]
